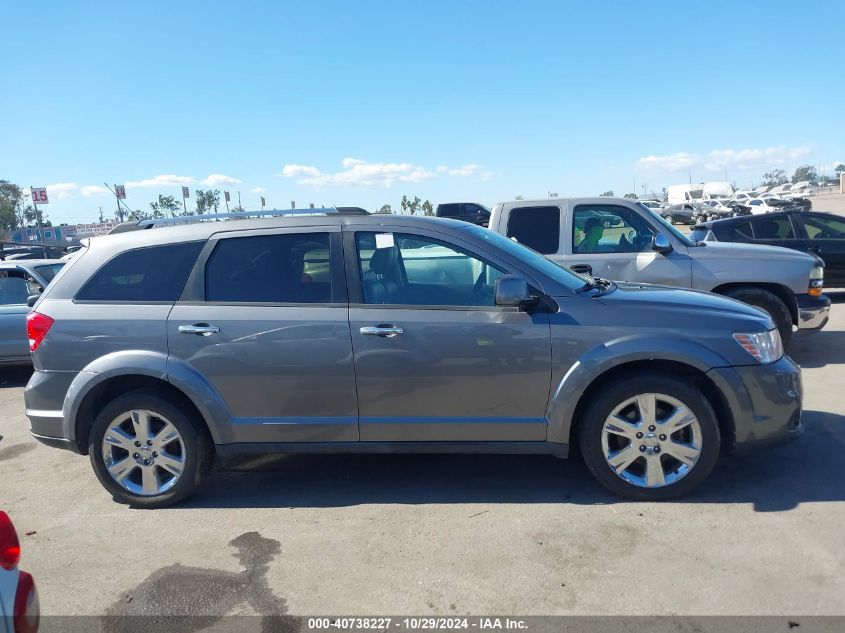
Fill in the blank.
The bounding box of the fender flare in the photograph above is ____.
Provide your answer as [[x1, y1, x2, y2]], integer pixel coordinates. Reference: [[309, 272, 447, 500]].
[[63, 350, 233, 446], [545, 335, 732, 444]]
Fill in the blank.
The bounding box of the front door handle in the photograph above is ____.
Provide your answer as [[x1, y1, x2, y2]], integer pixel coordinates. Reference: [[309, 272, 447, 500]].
[[178, 323, 220, 336], [360, 325, 404, 337]]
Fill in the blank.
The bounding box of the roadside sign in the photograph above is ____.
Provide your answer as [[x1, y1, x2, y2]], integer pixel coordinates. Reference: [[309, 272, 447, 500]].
[[182, 186, 190, 198], [261, 196, 266, 207], [31, 187, 49, 204], [114, 185, 126, 199], [224, 191, 231, 202]]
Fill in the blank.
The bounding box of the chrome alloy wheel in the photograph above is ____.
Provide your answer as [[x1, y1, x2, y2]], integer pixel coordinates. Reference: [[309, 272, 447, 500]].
[[601, 393, 702, 488], [101, 409, 186, 496]]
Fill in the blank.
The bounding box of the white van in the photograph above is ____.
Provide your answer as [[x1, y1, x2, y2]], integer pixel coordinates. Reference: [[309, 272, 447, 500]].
[[666, 184, 705, 205]]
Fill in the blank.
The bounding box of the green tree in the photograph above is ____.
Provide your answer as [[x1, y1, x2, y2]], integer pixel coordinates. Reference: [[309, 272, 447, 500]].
[[761, 169, 788, 186], [834, 164, 845, 176], [0, 180, 25, 230], [791, 164, 818, 184], [599, 190, 615, 197], [624, 193, 638, 199], [194, 189, 221, 215], [375, 204, 393, 214], [421, 200, 434, 216], [149, 194, 182, 218]]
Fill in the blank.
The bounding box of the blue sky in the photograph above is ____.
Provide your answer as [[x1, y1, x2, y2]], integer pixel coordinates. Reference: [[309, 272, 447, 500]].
[[2, 0, 843, 224]]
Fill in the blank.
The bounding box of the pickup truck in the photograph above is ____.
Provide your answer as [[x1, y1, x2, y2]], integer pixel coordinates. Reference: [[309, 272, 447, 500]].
[[488, 197, 830, 344]]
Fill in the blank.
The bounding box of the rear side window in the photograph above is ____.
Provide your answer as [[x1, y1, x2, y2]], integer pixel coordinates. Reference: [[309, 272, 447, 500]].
[[729, 221, 754, 241], [76, 242, 204, 302], [506, 206, 560, 254], [437, 204, 461, 218], [205, 232, 332, 303]]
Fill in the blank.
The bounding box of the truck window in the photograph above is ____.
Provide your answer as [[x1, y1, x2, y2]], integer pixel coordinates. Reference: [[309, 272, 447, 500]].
[[573, 206, 655, 254], [506, 206, 560, 254]]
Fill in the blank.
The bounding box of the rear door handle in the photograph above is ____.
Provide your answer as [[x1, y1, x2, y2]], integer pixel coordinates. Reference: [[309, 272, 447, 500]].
[[178, 323, 220, 336], [360, 325, 404, 337]]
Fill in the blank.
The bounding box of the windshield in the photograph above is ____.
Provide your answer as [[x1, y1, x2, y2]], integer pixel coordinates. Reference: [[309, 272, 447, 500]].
[[34, 263, 66, 283], [649, 212, 697, 246], [461, 225, 589, 292]]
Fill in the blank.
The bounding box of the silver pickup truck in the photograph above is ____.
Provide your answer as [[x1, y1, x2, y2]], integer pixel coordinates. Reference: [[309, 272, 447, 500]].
[[489, 197, 830, 343]]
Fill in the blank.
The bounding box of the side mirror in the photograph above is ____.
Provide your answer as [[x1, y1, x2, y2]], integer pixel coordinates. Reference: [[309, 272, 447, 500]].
[[494, 275, 537, 308], [652, 233, 673, 254], [27, 294, 39, 308]]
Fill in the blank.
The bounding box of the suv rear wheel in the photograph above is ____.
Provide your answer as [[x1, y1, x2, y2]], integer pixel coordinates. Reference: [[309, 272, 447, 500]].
[[89, 388, 213, 508], [579, 374, 720, 500]]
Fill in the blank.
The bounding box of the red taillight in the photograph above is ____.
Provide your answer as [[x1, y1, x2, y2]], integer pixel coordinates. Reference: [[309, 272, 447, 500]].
[[14, 571, 40, 633], [0, 511, 21, 570], [26, 312, 54, 352]]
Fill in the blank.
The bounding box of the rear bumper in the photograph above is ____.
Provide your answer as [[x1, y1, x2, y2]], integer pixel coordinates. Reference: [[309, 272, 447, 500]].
[[24, 369, 79, 452], [706, 355, 803, 452], [795, 292, 830, 333]]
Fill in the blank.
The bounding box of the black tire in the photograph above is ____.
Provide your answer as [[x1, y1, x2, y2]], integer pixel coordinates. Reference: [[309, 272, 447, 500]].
[[723, 287, 793, 346], [89, 388, 213, 508], [578, 374, 721, 501]]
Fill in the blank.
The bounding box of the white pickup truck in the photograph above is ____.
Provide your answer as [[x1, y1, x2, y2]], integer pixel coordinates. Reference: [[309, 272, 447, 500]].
[[488, 197, 830, 343]]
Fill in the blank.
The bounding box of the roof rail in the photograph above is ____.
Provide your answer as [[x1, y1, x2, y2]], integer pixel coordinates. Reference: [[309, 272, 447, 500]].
[[108, 206, 370, 234]]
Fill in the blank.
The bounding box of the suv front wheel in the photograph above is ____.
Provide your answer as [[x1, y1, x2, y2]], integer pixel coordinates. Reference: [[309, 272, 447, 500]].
[[579, 374, 721, 500], [89, 388, 213, 508]]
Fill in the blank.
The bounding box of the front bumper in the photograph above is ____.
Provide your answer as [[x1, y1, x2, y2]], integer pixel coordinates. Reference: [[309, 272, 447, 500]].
[[706, 355, 803, 452], [795, 292, 830, 333]]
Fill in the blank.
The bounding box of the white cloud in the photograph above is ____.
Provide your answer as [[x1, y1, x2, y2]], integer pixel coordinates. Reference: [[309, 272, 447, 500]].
[[447, 164, 482, 177], [201, 173, 242, 186], [281, 158, 436, 188], [126, 174, 195, 189], [435, 165, 448, 173], [45, 182, 78, 200], [251, 186, 266, 193], [81, 185, 110, 197], [637, 146, 811, 173], [480, 170, 501, 182]]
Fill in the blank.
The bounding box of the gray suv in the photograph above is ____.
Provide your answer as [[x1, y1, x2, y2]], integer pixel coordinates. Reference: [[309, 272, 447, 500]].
[[25, 214, 803, 507]]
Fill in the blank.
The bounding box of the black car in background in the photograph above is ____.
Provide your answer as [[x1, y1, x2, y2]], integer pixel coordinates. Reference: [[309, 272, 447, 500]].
[[435, 202, 491, 226], [691, 211, 845, 287]]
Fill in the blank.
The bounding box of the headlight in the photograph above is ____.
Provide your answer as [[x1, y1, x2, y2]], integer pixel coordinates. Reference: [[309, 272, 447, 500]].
[[808, 265, 824, 297], [733, 329, 783, 364]]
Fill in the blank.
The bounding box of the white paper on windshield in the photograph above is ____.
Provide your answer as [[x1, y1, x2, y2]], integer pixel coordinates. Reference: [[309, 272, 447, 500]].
[[375, 233, 395, 249]]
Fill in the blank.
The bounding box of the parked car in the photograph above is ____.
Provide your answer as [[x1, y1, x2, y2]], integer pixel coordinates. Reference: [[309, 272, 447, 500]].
[[1, 260, 65, 365], [435, 202, 491, 226], [0, 511, 40, 633], [488, 197, 829, 343], [0, 244, 65, 261], [26, 214, 804, 506], [660, 203, 696, 225], [637, 200, 666, 211], [730, 191, 759, 203], [691, 211, 845, 287]]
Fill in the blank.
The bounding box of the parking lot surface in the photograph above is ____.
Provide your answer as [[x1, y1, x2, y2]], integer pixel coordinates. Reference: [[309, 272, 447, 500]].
[[1, 294, 844, 617]]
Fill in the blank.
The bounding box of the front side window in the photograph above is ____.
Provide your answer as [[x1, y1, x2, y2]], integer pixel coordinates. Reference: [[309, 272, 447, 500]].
[[205, 233, 332, 303], [356, 232, 505, 306], [803, 215, 845, 240], [506, 206, 560, 254], [573, 205, 655, 254], [77, 242, 204, 302]]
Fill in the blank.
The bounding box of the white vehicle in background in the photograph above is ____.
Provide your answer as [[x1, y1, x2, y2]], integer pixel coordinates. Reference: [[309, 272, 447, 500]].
[[637, 199, 665, 211], [753, 185, 772, 194], [0, 511, 39, 633], [731, 190, 759, 203], [666, 184, 705, 205], [768, 183, 792, 197], [702, 181, 734, 200]]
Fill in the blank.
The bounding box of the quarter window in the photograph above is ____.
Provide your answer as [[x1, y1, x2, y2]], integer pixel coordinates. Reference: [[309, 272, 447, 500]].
[[76, 242, 204, 302], [205, 233, 332, 303], [356, 232, 505, 306], [573, 206, 655, 254], [0, 270, 31, 305], [506, 206, 560, 254]]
